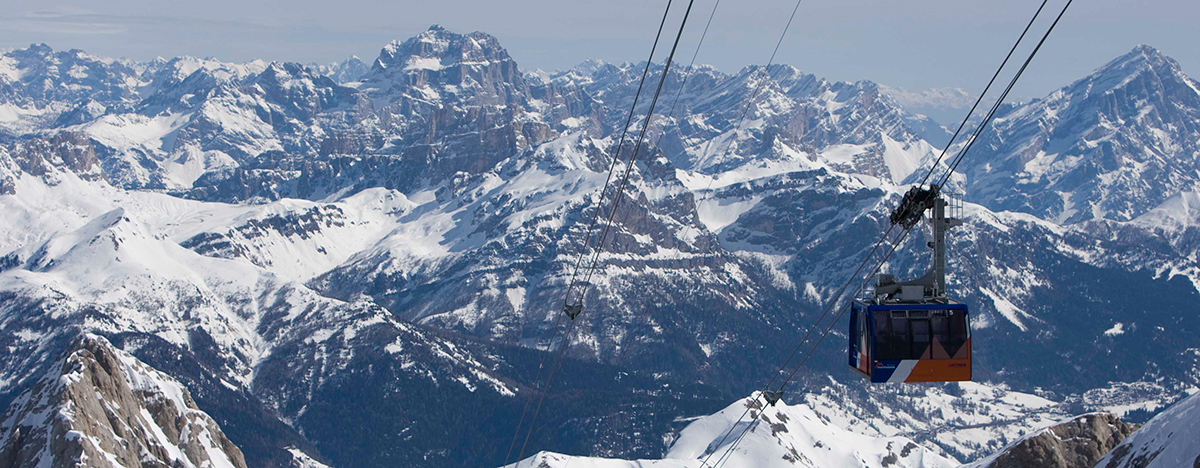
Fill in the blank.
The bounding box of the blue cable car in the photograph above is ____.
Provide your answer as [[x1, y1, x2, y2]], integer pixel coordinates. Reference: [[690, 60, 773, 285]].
[[849, 186, 972, 383], [849, 300, 971, 382]]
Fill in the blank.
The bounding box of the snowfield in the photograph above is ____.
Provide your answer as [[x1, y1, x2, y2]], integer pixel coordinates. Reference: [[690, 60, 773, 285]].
[[508, 393, 955, 468]]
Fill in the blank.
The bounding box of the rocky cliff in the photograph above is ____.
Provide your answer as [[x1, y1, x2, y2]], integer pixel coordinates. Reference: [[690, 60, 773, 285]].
[[0, 335, 248, 468], [964, 413, 1137, 468]]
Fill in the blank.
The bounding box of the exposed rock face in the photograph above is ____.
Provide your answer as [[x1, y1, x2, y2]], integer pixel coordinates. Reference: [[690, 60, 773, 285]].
[[0, 335, 247, 468], [6, 132, 104, 181], [0, 148, 16, 195], [967, 413, 1137, 468]]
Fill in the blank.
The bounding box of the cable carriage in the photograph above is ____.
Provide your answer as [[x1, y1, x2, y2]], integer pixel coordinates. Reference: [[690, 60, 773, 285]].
[[849, 186, 972, 383]]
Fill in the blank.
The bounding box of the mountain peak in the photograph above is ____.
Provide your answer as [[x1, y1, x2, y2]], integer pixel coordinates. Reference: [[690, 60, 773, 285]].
[[1118, 44, 1176, 67], [1089, 44, 1188, 90], [371, 26, 513, 75], [962, 44, 1200, 224], [21, 42, 52, 56], [1130, 43, 1157, 54], [572, 57, 607, 73]]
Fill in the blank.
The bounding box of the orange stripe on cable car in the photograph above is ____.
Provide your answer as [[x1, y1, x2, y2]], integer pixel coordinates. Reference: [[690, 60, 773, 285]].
[[905, 358, 971, 382]]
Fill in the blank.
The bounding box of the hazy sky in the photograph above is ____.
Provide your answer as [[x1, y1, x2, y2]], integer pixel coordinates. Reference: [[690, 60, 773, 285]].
[[1, 0, 1196, 101]]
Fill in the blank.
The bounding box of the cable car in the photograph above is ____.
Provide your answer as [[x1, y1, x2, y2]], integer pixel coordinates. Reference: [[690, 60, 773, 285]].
[[849, 186, 972, 383]]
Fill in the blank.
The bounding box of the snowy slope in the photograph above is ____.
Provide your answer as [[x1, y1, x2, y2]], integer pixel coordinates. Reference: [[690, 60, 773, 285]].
[[508, 393, 955, 468], [505, 385, 1153, 468], [797, 379, 1070, 461], [0, 164, 533, 392], [172, 188, 418, 282], [1133, 191, 1200, 234], [1094, 392, 1200, 468], [667, 394, 955, 468], [506, 453, 689, 468], [0, 167, 557, 468], [0, 168, 306, 387]]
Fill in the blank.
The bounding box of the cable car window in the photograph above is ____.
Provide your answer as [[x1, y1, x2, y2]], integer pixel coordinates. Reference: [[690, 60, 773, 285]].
[[874, 312, 904, 360], [860, 309, 870, 357], [890, 314, 906, 338], [931, 315, 949, 338], [911, 319, 931, 359], [872, 312, 888, 358], [943, 310, 969, 357], [873, 308, 969, 361]]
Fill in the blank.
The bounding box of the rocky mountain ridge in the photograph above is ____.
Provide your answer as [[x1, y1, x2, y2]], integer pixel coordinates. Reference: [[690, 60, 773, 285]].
[[0, 335, 248, 468], [962, 412, 1138, 468], [963, 45, 1200, 224]]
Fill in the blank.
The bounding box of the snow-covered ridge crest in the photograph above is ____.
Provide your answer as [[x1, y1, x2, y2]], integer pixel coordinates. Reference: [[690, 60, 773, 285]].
[[149, 55, 269, 85], [1134, 191, 1200, 233], [1095, 392, 1200, 468]]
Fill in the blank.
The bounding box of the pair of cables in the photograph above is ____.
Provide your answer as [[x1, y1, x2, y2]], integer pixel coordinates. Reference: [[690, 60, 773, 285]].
[[503, 0, 699, 465]]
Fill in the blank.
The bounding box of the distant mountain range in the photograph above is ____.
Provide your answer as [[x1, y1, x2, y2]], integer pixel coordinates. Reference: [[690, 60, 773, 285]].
[[0, 25, 1197, 468]]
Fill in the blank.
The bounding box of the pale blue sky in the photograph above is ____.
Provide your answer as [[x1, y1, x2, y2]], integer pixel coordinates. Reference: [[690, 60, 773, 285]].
[[1, 0, 1195, 102]]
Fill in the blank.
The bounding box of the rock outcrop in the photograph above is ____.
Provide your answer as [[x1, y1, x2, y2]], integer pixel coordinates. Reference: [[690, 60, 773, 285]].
[[966, 412, 1138, 468], [0, 335, 247, 468]]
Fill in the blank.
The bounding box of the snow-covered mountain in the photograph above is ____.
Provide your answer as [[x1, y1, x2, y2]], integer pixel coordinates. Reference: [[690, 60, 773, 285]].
[[1095, 391, 1200, 468], [315, 56, 369, 84], [0, 161, 721, 468], [507, 390, 1180, 468], [0, 335, 249, 468], [509, 392, 956, 468], [0, 26, 1197, 468], [963, 45, 1200, 224], [0, 44, 141, 136]]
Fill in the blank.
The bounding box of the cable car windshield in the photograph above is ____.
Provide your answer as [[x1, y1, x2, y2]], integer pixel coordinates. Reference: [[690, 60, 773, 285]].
[[873, 309, 968, 360]]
